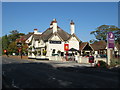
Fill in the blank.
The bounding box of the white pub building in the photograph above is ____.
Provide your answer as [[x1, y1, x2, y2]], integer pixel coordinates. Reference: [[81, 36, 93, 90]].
[[28, 19, 81, 60]]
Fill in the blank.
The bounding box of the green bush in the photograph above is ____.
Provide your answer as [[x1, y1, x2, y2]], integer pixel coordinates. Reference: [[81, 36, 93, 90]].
[[95, 60, 108, 68], [110, 58, 120, 67]]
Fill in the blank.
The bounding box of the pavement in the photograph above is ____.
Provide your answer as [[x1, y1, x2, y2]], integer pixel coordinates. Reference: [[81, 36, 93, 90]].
[[2, 55, 92, 68]]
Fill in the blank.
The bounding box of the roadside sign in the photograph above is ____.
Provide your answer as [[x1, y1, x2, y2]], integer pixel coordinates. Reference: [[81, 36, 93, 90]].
[[64, 44, 69, 51], [4, 50, 7, 53], [107, 32, 114, 48], [17, 42, 22, 47], [89, 56, 94, 63], [18, 48, 21, 52]]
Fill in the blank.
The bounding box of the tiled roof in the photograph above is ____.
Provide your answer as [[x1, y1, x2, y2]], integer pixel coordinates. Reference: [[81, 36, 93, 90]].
[[57, 27, 70, 41], [90, 40, 107, 51], [34, 26, 72, 41], [33, 34, 42, 40], [16, 32, 34, 43], [23, 32, 34, 40], [79, 42, 88, 50]]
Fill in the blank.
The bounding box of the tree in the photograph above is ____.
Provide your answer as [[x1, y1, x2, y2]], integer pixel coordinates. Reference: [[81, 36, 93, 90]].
[[2, 30, 25, 55], [2, 35, 10, 54], [0, 37, 2, 55], [8, 30, 25, 42], [114, 30, 120, 44], [8, 41, 18, 55], [89, 39, 98, 44], [90, 25, 120, 43], [22, 43, 28, 55], [10, 30, 19, 35]]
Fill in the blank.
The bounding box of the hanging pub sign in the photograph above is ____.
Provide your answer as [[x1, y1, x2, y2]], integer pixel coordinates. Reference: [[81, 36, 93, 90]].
[[64, 44, 69, 51], [107, 32, 115, 48]]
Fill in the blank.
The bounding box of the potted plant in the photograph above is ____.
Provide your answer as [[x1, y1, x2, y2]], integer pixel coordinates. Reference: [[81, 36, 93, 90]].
[[29, 46, 32, 50], [57, 50, 61, 56], [43, 50, 47, 56]]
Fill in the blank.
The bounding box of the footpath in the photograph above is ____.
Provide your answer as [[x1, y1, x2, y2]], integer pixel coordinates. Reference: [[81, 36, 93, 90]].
[[2, 55, 91, 68], [2, 55, 120, 73]]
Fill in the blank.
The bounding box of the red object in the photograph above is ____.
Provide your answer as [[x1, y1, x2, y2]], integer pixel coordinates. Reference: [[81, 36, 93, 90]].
[[89, 56, 94, 63], [4, 50, 7, 53], [98, 63, 100, 67], [89, 60, 94, 63], [18, 48, 21, 52], [66, 52, 68, 61], [64, 44, 69, 51]]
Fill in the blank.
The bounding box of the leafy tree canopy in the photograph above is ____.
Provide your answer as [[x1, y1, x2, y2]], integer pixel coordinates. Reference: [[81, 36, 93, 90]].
[[90, 25, 120, 43], [2, 30, 25, 54], [8, 30, 25, 42]]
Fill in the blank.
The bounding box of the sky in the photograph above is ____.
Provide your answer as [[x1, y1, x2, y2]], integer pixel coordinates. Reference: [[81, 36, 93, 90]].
[[2, 2, 118, 42]]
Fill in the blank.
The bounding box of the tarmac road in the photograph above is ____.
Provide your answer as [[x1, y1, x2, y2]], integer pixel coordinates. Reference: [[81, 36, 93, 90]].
[[2, 56, 120, 88]]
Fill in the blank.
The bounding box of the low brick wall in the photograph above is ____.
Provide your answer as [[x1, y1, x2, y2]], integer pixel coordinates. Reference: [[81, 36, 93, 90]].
[[77, 56, 107, 64]]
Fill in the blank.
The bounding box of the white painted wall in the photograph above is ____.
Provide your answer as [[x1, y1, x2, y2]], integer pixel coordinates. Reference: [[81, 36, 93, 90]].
[[68, 37, 79, 50], [28, 38, 36, 58], [50, 35, 61, 41], [38, 40, 45, 47], [34, 41, 38, 48], [95, 51, 98, 54], [48, 42, 65, 56]]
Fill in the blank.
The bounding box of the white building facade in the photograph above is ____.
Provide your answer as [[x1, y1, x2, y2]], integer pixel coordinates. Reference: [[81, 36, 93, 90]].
[[28, 19, 81, 60]]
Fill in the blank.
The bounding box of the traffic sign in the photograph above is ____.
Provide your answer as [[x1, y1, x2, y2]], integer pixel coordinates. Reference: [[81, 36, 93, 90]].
[[4, 50, 7, 53], [17, 42, 22, 47]]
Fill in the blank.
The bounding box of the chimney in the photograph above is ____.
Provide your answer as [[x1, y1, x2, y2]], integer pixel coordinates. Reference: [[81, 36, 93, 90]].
[[52, 19, 57, 33], [70, 20, 75, 35], [34, 29, 38, 34], [50, 22, 53, 28]]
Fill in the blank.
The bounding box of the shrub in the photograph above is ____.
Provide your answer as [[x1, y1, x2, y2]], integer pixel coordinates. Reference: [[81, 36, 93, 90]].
[[43, 50, 47, 56], [110, 58, 120, 67], [95, 60, 108, 68]]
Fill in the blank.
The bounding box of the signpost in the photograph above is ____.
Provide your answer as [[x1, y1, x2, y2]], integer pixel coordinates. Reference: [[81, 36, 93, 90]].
[[108, 32, 114, 48], [64, 44, 69, 61], [107, 32, 114, 65], [17, 42, 23, 59]]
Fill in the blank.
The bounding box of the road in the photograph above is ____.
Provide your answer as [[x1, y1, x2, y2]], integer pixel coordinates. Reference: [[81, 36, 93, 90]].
[[2, 56, 120, 88]]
